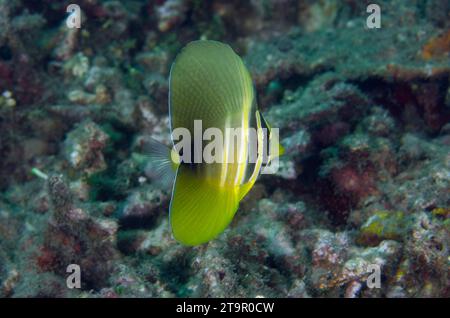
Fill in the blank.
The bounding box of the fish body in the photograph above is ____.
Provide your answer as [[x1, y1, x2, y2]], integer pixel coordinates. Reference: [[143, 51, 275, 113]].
[[150, 40, 281, 245]]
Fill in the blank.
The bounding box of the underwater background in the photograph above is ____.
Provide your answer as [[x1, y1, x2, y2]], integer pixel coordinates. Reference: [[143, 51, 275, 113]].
[[0, 0, 449, 297]]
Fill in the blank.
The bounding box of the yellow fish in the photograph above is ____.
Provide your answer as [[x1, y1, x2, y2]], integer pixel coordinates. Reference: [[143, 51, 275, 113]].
[[145, 40, 283, 246]]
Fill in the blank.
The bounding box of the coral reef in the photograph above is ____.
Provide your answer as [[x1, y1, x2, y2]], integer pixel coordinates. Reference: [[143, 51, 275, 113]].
[[0, 0, 449, 298]]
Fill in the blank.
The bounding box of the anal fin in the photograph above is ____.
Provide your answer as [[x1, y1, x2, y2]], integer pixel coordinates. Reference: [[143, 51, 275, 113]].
[[170, 165, 239, 246]]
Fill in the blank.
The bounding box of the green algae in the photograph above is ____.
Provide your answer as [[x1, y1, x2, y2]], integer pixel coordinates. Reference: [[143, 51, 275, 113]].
[[357, 211, 411, 246]]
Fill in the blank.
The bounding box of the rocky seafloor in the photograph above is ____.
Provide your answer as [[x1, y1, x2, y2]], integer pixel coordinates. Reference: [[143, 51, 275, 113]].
[[0, 0, 449, 298]]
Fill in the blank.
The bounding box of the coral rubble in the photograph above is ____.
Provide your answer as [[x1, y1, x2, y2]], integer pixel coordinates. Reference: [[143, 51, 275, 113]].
[[0, 0, 448, 298]]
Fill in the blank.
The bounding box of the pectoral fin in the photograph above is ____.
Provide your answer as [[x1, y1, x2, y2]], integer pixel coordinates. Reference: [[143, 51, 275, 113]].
[[134, 137, 180, 189]]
